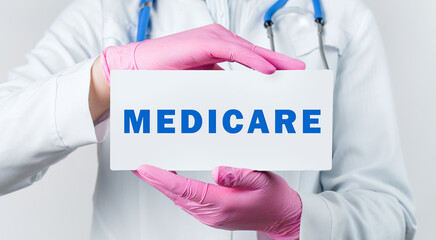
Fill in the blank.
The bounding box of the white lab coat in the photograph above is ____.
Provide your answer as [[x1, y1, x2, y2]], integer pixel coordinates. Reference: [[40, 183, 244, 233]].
[[0, 0, 417, 239]]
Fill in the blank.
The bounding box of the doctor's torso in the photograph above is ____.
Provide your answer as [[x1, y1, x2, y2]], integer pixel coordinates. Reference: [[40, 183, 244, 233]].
[[0, 0, 415, 237], [93, 0, 356, 239]]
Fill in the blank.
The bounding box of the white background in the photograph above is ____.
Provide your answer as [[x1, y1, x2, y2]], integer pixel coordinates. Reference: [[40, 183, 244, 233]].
[[0, 0, 434, 239]]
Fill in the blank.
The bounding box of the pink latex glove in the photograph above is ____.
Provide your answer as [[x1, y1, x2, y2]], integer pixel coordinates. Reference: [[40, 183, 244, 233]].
[[100, 24, 306, 83], [133, 165, 302, 240]]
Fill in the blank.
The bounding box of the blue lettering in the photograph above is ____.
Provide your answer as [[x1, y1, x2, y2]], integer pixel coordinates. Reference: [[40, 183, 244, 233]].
[[123, 108, 322, 134], [209, 110, 217, 134], [181, 110, 203, 133], [157, 109, 175, 133], [303, 110, 321, 133], [275, 110, 296, 133], [248, 110, 269, 133], [223, 109, 243, 134], [124, 109, 150, 133]]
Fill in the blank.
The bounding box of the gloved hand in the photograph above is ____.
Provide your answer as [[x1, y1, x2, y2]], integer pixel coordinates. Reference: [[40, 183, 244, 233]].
[[133, 165, 302, 240], [100, 24, 305, 83]]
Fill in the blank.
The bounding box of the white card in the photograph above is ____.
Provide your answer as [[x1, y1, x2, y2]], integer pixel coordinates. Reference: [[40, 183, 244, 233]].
[[110, 70, 333, 171]]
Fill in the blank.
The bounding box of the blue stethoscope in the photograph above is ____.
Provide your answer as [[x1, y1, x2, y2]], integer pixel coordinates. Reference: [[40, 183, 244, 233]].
[[137, 0, 329, 69]]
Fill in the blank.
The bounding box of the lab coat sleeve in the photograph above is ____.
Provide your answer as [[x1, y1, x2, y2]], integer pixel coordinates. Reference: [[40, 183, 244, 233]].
[[298, 9, 417, 240], [0, 0, 105, 195]]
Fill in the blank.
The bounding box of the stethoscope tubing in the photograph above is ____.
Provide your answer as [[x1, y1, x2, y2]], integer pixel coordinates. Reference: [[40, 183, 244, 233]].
[[137, 0, 153, 42], [136, 0, 329, 69], [264, 0, 289, 23]]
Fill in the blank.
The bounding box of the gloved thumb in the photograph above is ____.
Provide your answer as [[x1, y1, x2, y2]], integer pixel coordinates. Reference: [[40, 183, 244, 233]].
[[212, 166, 270, 190]]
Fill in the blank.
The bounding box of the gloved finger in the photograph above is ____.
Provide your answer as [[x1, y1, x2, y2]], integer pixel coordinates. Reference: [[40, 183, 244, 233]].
[[135, 165, 218, 203], [221, 32, 306, 70], [207, 40, 276, 74], [253, 46, 306, 70], [132, 170, 179, 201], [212, 166, 271, 190]]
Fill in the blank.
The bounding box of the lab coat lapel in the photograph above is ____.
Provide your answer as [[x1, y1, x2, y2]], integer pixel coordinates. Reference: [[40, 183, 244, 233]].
[[102, 0, 139, 48], [149, 0, 215, 38], [102, 0, 216, 47]]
